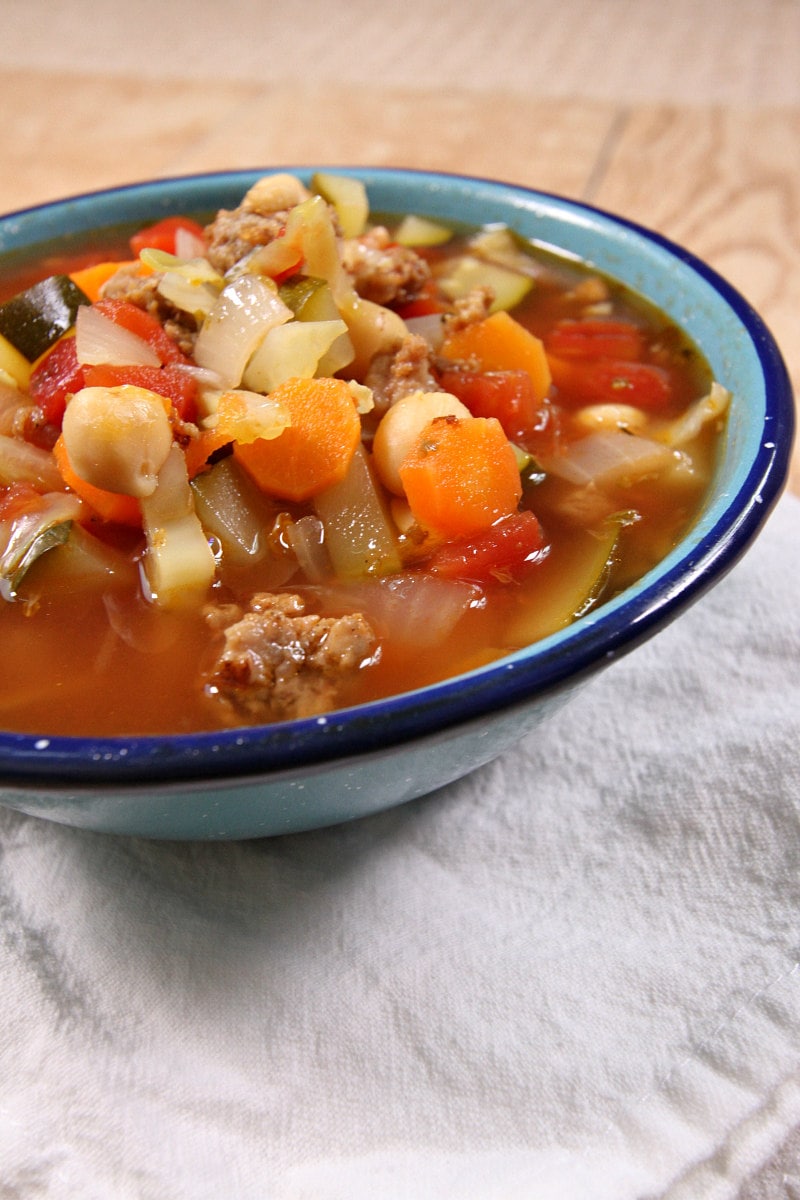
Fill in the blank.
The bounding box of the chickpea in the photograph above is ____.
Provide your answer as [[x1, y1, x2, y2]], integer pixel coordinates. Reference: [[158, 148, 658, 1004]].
[[573, 403, 648, 434], [373, 390, 471, 495], [242, 173, 311, 215], [61, 385, 173, 498]]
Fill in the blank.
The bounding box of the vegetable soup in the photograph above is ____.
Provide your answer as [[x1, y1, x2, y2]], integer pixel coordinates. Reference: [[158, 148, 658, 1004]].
[[0, 173, 728, 735]]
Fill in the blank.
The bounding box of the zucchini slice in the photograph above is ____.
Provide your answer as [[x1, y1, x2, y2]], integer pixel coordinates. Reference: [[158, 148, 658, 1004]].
[[0, 275, 90, 363]]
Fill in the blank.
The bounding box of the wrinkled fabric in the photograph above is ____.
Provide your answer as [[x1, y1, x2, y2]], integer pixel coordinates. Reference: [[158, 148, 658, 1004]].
[[0, 495, 798, 1200]]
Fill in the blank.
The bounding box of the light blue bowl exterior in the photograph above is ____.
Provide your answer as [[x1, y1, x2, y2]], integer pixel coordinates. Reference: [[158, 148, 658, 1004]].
[[0, 168, 793, 838]]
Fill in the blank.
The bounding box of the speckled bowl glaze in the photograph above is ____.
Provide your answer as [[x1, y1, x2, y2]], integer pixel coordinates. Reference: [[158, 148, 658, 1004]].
[[0, 168, 793, 839]]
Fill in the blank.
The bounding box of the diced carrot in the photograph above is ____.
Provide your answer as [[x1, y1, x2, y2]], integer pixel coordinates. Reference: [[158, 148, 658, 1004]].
[[183, 427, 234, 479], [53, 435, 142, 527], [68, 259, 148, 303], [234, 377, 362, 503], [398, 415, 522, 538], [440, 311, 552, 404]]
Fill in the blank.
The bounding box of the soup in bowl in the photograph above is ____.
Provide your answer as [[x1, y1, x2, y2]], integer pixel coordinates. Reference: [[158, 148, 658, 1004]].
[[0, 168, 793, 838]]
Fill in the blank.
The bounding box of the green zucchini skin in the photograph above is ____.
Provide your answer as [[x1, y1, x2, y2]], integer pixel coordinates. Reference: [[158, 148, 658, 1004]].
[[0, 275, 90, 362]]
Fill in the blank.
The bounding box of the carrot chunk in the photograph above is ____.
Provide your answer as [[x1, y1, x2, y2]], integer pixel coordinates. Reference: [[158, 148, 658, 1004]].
[[68, 260, 148, 303], [440, 311, 552, 404], [399, 415, 522, 538], [234, 376, 362, 503]]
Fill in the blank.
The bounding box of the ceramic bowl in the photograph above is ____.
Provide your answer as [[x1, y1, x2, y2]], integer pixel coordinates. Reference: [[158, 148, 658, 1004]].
[[0, 168, 793, 839]]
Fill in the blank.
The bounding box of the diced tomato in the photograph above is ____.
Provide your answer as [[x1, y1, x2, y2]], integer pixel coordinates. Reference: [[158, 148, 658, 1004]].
[[83, 363, 199, 424], [129, 215, 207, 258], [272, 258, 305, 286], [28, 336, 86, 427], [548, 355, 673, 413], [438, 366, 563, 458], [437, 368, 540, 442], [425, 510, 546, 583], [395, 278, 449, 319], [93, 298, 190, 366], [544, 318, 644, 361]]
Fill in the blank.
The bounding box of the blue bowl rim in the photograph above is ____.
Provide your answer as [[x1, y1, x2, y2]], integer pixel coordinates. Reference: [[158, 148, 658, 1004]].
[[0, 166, 794, 789]]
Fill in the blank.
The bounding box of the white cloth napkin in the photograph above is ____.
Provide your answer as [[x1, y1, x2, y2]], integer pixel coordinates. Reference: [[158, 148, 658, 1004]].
[[1, 493, 798, 1200]]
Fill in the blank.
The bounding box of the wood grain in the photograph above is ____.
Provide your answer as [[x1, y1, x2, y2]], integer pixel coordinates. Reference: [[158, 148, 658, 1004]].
[[0, 70, 254, 210], [0, 67, 794, 495], [592, 105, 800, 494], [166, 85, 618, 199]]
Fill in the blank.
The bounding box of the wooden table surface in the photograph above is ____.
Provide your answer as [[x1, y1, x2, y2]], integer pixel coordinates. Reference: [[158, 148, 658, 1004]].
[[0, 3, 797, 1191], [0, 0, 796, 498]]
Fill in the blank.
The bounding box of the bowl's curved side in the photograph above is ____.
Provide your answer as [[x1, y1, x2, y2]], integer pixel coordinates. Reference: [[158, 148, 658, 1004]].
[[0, 168, 793, 830], [0, 677, 584, 839]]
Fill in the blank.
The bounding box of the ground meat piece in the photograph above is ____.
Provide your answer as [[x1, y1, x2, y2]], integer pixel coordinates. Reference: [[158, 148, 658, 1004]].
[[203, 208, 293, 275], [100, 265, 198, 355], [204, 592, 377, 722], [441, 286, 495, 335], [202, 173, 313, 275], [363, 334, 438, 413], [341, 226, 430, 307]]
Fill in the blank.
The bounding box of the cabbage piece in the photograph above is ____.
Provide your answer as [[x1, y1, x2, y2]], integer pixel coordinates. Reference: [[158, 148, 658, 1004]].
[[242, 319, 351, 393], [659, 381, 731, 448], [193, 275, 293, 388], [141, 248, 224, 320], [280, 196, 409, 377], [0, 491, 84, 600], [200, 388, 291, 445]]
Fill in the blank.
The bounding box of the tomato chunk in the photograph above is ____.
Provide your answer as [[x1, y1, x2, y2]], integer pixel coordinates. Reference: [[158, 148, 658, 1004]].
[[425, 510, 546, 582], [436, 368, 540, 443], [395, 279, 449, 319], [29, 337, 86, 427], [83, 364, 199, 424], [549, 356, 673, 413], [544, 318, 644, 361], [129, 215, 207, 258]]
